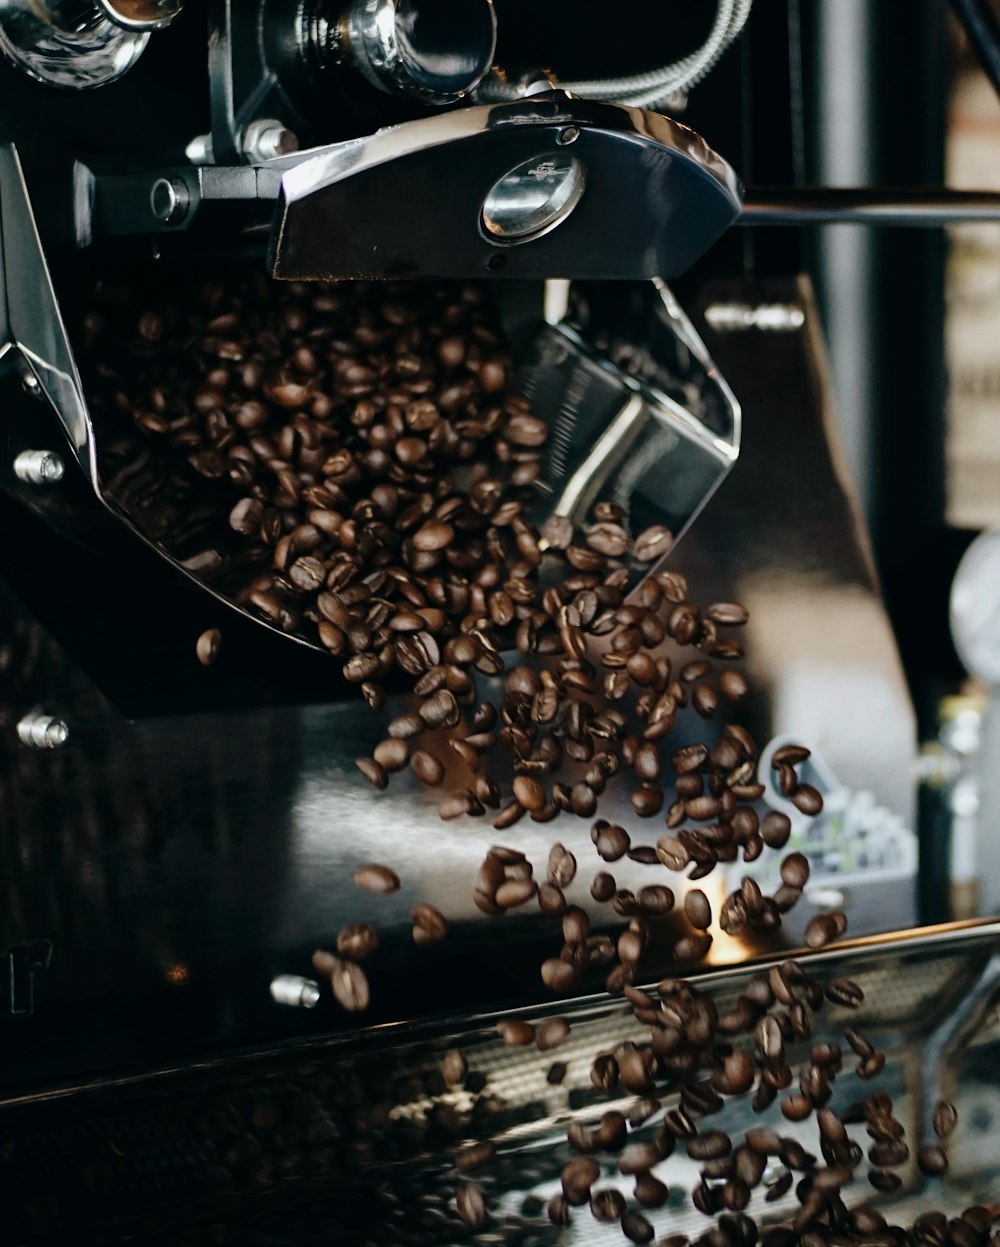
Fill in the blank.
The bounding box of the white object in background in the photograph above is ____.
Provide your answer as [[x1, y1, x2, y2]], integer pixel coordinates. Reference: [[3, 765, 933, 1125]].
[[752, 734, 917, 892]]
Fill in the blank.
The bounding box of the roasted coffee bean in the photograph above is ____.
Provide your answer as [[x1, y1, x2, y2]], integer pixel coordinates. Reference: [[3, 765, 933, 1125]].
[[410, 750, 445, 786], [495, 878, 538, 908], [692, 683, 718, 718], [541, 957, 579, 991], [686, 795, 721, 820], [868, 1167, 902, 1192], [761, 811, 792, 848], [562, 905, 590, 944], [541, 514, 573, 550], [657, 836, 690, 871], [825, 976, 863, 1008], [804, 914, 842, 948], [590, 1187, 626, 1222], [720, 670, 749, 701], [687, 1131, 733, 1160], [561, 1156, 600, 1202], [353, 863, 400, 894], [538, 882, 567, 916], [933, 1100, 958, 1138], [547, 842, 577, 888], [456, 1182, 487, 1227], [780, 853, 810, 888], [456, 1141, 495, 1172], [707, 601, 748, 625], [622, 1211, 655, 1244], [764, 1170, 794, 1202], [673, 933, 712, 961], [387, 711, 424, 739], [411, 903, 447, 944], [632, 785, 664, 816], [196, 628, 222, 666], [778, 1097, 807, 1127], [619, 928, 646, 964], [638, 884, 674, 913], [547, 1192, 571, 1225], [792, 784, 824, 815], [634, 525, 673, 561], [513, 775, 545, 811], [496, 1018, 535, 1047], [634, 742, 662, 781], [684, 889, 712, 929], [441, 1048, 468, 1086], [590, 871, 616, 902], [587, 521, 629, 557], [536, 1017, 570, 1051], [336, 922, 378, 960], [593, 822, 630, 861], [507, 412, 548, 447], [618, 1140, 662, 1175], [371, 737, 408, 773], [328, 957, 370, 1011], [547, 1061, 568, 1085], [355, 757, 388, 790], [634, 1172, 669, 1208], [869, 1139, 909, 1167], [917, 1144, 948, 1176], [714, 1051, 754, 1096]]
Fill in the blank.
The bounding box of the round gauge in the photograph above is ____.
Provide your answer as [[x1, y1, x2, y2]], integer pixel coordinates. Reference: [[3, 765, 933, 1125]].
[[950, 528, 1000, 685]]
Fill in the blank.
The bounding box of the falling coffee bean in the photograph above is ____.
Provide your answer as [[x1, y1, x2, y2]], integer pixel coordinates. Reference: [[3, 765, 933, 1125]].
[[456, 1182, 488, 1227], [328, 957, 370, 1012], [496, 1018, 535, 1047], [353, 863, 400, 894], [336, 922, 378, 960], [196, 628, 222, 666], [410, 903, 447, 944]]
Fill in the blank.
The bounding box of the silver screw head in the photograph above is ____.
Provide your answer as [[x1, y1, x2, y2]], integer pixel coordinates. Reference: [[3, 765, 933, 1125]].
[[150, 176, 190, 225], [13, 449, 64, 485], [241, 119, 299, 163], [16, 713, 68, 749], [269, 975, 320, 1008]]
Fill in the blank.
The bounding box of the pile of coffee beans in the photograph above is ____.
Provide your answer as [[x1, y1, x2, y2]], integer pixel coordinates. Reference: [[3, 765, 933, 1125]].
[[442, 958, 967, 1247], [77, 273, 979, 1246]]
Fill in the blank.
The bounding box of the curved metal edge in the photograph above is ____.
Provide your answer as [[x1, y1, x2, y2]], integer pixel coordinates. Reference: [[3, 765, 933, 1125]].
[[6, 916, 999, 1114], [0, 144, 99, 488], [651, 278, 742, 462], [269, 94, 743, 274]]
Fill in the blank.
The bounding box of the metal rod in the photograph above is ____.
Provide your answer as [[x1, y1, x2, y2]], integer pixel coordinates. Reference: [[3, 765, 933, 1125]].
[[950, 0, 1000, 105], [740, 187, 1000, 225]]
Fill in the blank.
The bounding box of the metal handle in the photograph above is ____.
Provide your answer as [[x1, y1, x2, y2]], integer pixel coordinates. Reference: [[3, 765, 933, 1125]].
[[741, 187, 1000, 226]]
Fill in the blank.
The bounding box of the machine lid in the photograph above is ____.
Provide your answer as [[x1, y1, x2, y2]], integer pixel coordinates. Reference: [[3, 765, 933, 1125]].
[[269, 93, 743, 281]]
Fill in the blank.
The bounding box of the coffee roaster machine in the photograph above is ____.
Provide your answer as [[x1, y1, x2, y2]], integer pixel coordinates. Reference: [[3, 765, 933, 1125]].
[[0, 1, 999, 1242]]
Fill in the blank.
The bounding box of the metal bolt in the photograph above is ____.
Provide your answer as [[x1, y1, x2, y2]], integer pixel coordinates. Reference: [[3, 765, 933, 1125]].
[[703, 302, 805, 334], [557, 126, 580, 146], [241, 118, 299, 163], [184, 132, 215, 165], [269, 975, 320, 1008], [150, 176, 190, 225], [16, 713, 68, 750], [13, 449, 64, 485]]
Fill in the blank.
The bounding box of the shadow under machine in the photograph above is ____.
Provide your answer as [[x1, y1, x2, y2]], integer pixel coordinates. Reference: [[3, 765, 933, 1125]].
[[0, 1, 997, 1243]]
